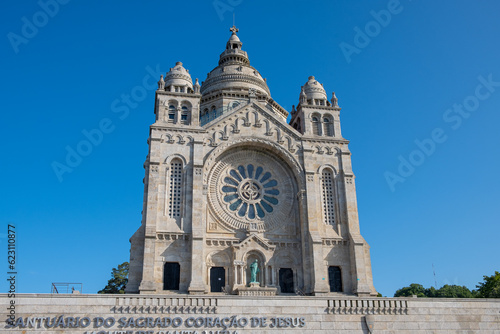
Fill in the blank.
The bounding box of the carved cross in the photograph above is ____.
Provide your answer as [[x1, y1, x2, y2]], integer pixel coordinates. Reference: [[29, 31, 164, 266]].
[[230, 25, 239, 34]]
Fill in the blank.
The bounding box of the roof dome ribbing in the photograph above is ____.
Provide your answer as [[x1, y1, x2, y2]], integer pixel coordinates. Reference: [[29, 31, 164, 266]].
[[200, 26, 270, 97], [302, 76, 327, 100], [164, 61, 193, 89]]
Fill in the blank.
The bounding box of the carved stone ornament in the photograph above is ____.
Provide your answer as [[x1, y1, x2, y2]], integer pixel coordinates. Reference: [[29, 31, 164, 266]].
[[208, 149, 297, 232]]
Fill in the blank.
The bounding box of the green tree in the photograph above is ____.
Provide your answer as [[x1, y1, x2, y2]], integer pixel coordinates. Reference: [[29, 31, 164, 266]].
[[425, 286, 437, 297], [434, 284, 474, 298], [394, 283, 426, 297], [98, 262, 129, 294], [394, 284, 475, 298], [476, 271, 500, 298]]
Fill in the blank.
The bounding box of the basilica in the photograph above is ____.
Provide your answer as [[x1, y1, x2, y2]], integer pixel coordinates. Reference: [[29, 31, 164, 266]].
[[126, 27, 377, 296]]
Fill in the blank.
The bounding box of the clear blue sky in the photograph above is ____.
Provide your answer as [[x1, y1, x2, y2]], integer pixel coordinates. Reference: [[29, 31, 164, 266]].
[[1, 1, 499, 297]]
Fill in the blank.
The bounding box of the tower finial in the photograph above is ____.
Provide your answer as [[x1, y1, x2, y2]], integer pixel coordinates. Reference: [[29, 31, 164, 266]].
[[230, 25, 239, 34]]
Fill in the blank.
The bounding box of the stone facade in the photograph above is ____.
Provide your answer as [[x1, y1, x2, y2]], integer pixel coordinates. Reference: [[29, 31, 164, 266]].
[[126, 26, 377, 297], [2, 294, 500, 333]]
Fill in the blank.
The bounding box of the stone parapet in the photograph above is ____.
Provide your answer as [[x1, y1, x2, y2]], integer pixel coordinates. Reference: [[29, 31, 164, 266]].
[[2, 294, 500, 333]]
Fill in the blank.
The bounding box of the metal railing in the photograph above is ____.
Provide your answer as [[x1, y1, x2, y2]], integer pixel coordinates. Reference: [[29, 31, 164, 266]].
[[51, 282, 83, 294]]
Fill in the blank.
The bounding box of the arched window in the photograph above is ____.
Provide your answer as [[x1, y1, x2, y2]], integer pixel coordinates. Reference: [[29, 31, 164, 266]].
[[181, 106, 190, 125], [312, 116, 321, 135], [210, 105, 217, 121], [321, 168, 335, 226], [168, 105, 176, 123], [168, 158, 183, 218], [323, 116, 334, 136]]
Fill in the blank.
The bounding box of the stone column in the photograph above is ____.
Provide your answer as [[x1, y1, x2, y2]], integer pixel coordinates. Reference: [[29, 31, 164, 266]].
[[188, 140, 206, 294], [341, 151, 376, 296], [333, 109, 342, 138], [293, 269, 298, 292], [233, 264, 237, 287], [138, 161, 160, 294], [262, 263, 266, 287], [243, 266, 247, 286], [175, 107, 181, 124], [302, 145, 330, 295]]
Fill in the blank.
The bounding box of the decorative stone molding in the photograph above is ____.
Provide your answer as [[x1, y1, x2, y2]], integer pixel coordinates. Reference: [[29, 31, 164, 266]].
[[269, 241, 300, 249], [114, 297, 217, 313], [236, 287, 277, 296], [206, 238, 239, 247], [207, 148, 298, 232], [233, 233, 276, 252], [326, 298, 409, 315], [204, 106, 301, 154], [203, 137, 304, 186], [156, 133, 197, 145], [322, 239, 348, 246], [156, 233, 190, 241], [111, 305, 217, 314]]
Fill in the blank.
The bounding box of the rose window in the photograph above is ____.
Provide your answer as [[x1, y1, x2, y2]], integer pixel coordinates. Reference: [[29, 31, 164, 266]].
[[222, 164, 280, 219]]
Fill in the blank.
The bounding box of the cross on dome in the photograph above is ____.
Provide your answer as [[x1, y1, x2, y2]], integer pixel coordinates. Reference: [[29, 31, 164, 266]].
[[230, 26, 239, 34]]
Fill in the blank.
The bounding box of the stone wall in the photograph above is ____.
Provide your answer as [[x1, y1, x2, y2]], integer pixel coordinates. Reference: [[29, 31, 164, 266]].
[[2, 294, 499, 333]]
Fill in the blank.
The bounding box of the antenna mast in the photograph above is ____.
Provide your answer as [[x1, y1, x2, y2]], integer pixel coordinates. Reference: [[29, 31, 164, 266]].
[[432, 263, 438, 288]]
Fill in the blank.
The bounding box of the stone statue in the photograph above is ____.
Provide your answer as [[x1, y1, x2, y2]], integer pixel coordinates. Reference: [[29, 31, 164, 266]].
[[250, 259, 259, 283]]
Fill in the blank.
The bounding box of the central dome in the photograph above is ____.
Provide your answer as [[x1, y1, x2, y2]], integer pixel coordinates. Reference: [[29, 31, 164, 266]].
[[200, 27, 270, 97]]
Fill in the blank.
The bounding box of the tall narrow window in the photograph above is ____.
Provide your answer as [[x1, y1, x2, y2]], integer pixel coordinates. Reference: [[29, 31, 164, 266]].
[[321, 169, 335, 226], [312, 116, 321, 135], [168, 159, 183, 218], [181, 106, 190, 125], [323, 117, 334, 136], [168, 105, 176, 123]]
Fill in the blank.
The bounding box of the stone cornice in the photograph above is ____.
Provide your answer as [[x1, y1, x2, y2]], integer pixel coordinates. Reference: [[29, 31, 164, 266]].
[[301, 136, 350, 145], [156, 91, 201, 98], [150, 125, 207, 134]]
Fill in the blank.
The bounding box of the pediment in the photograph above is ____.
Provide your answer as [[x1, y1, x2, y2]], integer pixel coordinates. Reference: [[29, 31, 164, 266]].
[[204, 100, 303, 152], [233, 233, 276, 252]]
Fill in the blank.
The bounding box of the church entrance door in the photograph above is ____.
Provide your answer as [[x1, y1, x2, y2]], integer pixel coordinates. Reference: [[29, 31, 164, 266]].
[[210, 267, 225, 292], [279, 268, 294, 293], [328, 266, 343, 292], [163, 262, 180, 290]]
